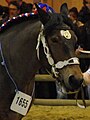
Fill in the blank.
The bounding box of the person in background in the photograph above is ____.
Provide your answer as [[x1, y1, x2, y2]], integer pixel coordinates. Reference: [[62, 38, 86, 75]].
[[68, 7, 85, 72], [0, 1, 20, 25], [78, 0, 90, 24], [76, 0, 90, 73], [0, 5, 9, 23], [5, 0, 33, 14], [68, 7, 84, 27], [75, 0, 90, 99], [17, 0, 33, 14], [8, 1, 20, 19], [83, 68, 90, 85], [76, 0, 90, 72]]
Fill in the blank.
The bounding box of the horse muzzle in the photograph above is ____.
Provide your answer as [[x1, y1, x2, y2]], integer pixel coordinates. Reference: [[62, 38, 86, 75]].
[[63, 74, 83, 91]]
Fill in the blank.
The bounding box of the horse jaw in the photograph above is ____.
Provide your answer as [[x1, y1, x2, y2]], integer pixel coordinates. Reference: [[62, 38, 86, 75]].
[[35, 3, 50, 25]]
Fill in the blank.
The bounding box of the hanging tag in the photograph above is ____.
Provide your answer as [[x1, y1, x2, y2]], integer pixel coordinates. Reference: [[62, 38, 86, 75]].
[[10, 91, 32, 116]]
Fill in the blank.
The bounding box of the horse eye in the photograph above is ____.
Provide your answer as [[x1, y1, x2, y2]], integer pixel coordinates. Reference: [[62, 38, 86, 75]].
[[52, 37, 59, 43]]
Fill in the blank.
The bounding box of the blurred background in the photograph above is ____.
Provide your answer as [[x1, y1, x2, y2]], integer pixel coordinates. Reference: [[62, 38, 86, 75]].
[[0, 0, 83, 12]]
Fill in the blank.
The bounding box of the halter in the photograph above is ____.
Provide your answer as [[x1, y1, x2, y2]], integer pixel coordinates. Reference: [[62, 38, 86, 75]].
[[36, 24, 80, 77], [36, 25, 87, 108]]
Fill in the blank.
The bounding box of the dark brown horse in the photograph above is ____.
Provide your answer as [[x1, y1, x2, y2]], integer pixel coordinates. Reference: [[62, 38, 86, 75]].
[[0, 4, 83, 120]]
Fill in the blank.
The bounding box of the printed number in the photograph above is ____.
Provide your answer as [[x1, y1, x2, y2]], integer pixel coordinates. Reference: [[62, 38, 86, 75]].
[[16, 97, 29, 108]]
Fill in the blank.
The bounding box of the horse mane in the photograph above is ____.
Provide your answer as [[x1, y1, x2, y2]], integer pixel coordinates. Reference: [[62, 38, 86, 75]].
[[0, 12, 70, 35], [0, 13, 39, 33]]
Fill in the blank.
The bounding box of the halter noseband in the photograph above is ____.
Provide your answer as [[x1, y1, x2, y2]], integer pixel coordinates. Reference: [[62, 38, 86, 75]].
[[36, 25, 80, 77]]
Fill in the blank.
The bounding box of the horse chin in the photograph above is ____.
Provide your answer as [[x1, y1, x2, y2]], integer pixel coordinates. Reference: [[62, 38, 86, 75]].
[[63, 86, 80, 95]]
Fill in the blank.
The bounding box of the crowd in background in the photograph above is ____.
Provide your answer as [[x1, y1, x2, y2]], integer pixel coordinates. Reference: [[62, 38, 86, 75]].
[[0, 0, 55, 25], [0, 0, 33, 25], [0, 0, 90, 99]]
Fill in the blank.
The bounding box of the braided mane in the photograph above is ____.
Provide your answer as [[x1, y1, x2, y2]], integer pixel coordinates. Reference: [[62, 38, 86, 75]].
[[0, 13, 38, 33]]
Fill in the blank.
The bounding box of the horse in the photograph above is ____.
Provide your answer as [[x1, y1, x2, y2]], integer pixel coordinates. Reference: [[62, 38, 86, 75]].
[[0, 4, 83, 120]]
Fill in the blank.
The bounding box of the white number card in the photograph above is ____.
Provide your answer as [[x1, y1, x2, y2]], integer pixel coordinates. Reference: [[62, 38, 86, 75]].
[[10, 91, 32, 116]]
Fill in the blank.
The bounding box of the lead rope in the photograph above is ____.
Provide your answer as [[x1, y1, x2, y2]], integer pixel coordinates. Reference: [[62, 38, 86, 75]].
[[75, 85, 86, 108]]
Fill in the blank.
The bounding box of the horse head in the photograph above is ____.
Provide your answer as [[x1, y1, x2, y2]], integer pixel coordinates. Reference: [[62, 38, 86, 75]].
[[35, 4, 83, 92]]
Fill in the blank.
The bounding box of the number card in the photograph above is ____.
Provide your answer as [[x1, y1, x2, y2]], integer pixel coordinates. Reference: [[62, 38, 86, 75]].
[[10, 91, 32, 116]]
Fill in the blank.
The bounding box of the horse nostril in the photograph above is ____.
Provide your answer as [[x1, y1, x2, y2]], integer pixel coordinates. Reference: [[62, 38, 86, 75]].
[[69, 75, 83, 89]]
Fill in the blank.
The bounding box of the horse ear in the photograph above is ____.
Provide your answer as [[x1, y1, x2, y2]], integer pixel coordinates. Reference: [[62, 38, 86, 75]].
[[60, 3, 68, 16], [35, 3, 50, 25]]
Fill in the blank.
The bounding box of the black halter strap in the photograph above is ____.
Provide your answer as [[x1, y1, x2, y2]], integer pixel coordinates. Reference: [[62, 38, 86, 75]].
[[75, 85, 86, 108]]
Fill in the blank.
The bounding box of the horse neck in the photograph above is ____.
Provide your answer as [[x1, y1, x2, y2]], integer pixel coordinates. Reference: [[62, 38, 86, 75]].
[[1, 20, 41, 89]]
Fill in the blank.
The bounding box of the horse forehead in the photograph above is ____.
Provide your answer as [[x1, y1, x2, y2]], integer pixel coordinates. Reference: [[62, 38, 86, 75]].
[[44, 19, 71, 37], [49, 29, 74, 39], [47, 29, 76, 51]]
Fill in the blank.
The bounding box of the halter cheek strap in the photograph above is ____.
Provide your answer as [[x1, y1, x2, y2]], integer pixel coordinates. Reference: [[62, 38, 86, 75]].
[[36, 25, 80, 77]]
